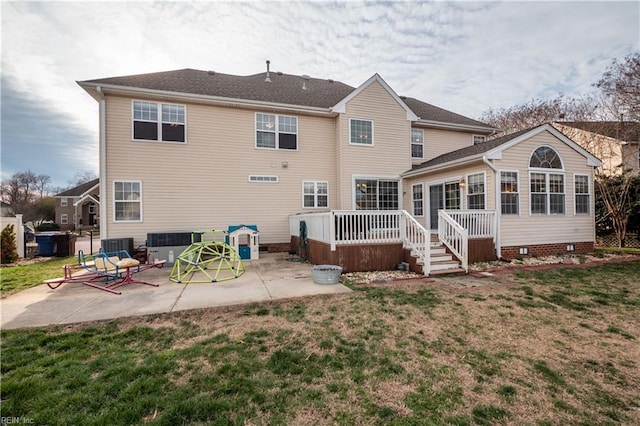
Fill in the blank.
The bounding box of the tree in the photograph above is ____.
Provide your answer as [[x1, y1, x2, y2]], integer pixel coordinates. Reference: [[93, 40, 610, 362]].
[[1, 225, 18, 264], [0, 170, 39, 212], [35, 174, 52, 199], [68, 171, 98, 187], [595, 52, 640, 121]]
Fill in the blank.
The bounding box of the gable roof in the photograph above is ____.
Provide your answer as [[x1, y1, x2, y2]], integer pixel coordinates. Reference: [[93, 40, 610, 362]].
[[78, 68, 494, 130], [403, 123, 602, 176], [554, 121, 640, 143], [55, 178, 99, 197]]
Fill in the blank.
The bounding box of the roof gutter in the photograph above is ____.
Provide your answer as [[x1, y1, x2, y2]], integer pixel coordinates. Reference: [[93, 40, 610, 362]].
[[96, 86, 107, 240], [401, 154, 485, 178], [78, 82, 336, 116], [482, 156, 501, 259], [414, 119, 498, 133]]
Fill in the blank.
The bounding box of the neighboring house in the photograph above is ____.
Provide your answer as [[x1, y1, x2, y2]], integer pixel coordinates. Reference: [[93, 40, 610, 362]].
[[54, 179, 100, 231], [552, 121, 640, 176], [77, 68, 601, 274], [1, 201, 14, 217]]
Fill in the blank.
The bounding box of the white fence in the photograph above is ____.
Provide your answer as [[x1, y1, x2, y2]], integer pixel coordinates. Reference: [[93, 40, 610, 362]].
[[0, 214, 25, 258], [438, 211, 469, 273], [443, 210, 495, 239]]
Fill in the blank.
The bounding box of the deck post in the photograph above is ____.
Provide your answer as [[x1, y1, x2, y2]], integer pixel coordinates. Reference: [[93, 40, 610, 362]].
[[329, 211, 336, 251]]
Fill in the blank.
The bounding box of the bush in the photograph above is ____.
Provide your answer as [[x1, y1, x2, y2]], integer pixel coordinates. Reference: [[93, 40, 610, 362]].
[[36, 222, 60, 232], [1, 225, 18, 264]]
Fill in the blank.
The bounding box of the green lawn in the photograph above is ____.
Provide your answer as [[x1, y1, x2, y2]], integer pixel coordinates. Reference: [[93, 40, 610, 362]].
[[1, 261, 639, 424], [0, 256, 76, 296]]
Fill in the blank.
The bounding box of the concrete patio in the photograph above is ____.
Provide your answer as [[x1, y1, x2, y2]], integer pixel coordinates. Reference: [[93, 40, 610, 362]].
[[1, 254, 351, 330]]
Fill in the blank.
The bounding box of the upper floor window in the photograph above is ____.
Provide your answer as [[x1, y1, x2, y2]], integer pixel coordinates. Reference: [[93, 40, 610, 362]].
[[114, 180, 142, 222], [61, 198, 68, 207], [500, 171, 519, 215], [473, 135, 486, 145], [411, 129, 424, 158], [133, 101, 185, 142], [574, 175, 590, 215], [466, 173, 485, 209], [350, 119, 373, 145], [256, 113, 297, 150], [303, 181, 328, 208]]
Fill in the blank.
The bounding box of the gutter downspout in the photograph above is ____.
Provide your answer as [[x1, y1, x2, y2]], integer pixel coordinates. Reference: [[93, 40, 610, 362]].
[[96, 86, 107, 241], [482, 156, 501, 259]]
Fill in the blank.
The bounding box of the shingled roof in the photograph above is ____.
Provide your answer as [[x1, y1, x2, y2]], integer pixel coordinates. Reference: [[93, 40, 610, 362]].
[[555, 121, 640, 143], [407, 127, 534, 172], [55, 178, 99, 197], [80, 68, 493, 129]]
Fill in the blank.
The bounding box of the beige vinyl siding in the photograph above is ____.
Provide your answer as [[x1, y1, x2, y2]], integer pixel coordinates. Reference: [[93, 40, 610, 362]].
[[422, 128, 476, 161], [494, 130, 596, 247], [553, 124, 621, 176], [337, 81, 412, 208], [104, 95, 337, 246]]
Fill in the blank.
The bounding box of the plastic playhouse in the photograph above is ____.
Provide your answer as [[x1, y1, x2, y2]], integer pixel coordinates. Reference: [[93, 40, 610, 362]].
[[227, 225, 260, 260]]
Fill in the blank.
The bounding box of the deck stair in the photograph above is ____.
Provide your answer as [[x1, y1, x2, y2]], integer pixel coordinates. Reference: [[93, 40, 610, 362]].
[[413, 234, 465, 275]]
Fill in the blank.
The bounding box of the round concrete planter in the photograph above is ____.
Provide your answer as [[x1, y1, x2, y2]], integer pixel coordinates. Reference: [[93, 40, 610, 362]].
[[311, 265, 343, 285]]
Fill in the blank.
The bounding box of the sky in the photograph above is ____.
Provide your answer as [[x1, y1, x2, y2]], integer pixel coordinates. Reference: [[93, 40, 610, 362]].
[[1, 1, 638, 191]]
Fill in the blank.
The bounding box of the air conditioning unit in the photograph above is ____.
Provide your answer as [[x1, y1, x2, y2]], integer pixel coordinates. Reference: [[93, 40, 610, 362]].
[[146, 231, 195, 265]]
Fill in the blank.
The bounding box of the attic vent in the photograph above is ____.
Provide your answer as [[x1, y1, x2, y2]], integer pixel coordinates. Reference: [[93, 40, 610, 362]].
[[207, 70, 216, 75], [400, 96, 407, 99], [301, 74, 310, 90], [265, 60, 272, 82], [328, 79, 334, 83], [277, 71, 283, 76]]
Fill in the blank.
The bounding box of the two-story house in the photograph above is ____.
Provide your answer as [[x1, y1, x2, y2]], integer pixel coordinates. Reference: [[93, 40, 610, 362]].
[[78, 67, 601, 274], [54, 178, 100, 231]]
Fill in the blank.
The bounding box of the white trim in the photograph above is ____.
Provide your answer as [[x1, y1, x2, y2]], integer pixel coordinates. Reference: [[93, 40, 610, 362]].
[[61, 213, 68, 225], [131, 100, 187, 143], [498, 170, 521, 217], [414, 119, 497, 133], [528, 145, 565, 171], [332, 73, 419, 121], [73, 194, 100, 207], [349, 118, 374, 146], [60, 198, 68, 207], [112, 180, 143, 223], [573, 173, 591, 216], [528, 171, 566, 216], [248, 175, 279, 183]]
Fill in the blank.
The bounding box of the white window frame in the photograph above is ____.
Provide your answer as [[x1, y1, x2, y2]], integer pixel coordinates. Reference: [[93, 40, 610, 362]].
[[349, 118, 374, 146], [61, 213, 68, 225], [302, 181, 328, 209], [113, 180, 143, 222], [411, 129, 424, 159], [248, 175, 279, 183], [499, 170, 520, 216], [412, 183, 424, 216], [465, 172, 486, 210], [255, 113, 298, 150], [132, 100, 186, 143], [60, 198, 68, 207], [529, 172, 566, 216], [573, 174, 591, 215], [352, 175, 401, 210], [473, 135, 486, 145]]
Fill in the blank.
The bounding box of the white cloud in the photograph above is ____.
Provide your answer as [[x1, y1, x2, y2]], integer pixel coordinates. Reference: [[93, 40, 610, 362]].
[[1, 1, 638, 186]]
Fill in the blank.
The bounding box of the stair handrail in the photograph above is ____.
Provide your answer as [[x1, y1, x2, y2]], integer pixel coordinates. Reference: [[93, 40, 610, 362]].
[[437, 210, 469, 273], [400, 210, 430, 276]]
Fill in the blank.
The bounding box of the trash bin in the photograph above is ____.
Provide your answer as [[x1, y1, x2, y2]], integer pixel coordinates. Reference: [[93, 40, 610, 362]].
[[35, 233, 56, 256], [53, 233, 76, 257]]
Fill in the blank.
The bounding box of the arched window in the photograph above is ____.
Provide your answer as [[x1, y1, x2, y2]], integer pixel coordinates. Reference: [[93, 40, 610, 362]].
[[529, 147, 565, 215], [530, 146, 562, 169]]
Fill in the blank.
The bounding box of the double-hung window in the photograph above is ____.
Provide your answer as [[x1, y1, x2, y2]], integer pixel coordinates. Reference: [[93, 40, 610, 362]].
[[411, 129, 424, 158], [350, 119, 373, 145], [574, 175, 590, 214], [61, 214, 68, 225], [466, 173, 485, 209], [61, 198, 68, 207], [473, 135, 486, 145], [529, 146, 565, 215], [412, 184, 424, 216], [114, 181, 142, 222], [500, 171, 519, 215], [133, 101, 185, 142], [256, 113, 297, 150], [355, 179, 398, 210], [303, 181, 328, 208]]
